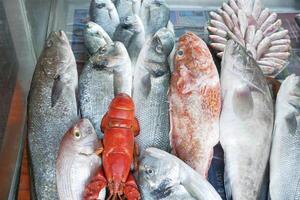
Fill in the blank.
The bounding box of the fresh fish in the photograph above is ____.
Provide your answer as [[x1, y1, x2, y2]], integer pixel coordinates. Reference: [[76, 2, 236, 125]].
[[138, 148, 222, 200], [56, 119, 102, 200], [84, 21, 113, 55], [220, 40, 274, 200], [112, 0, 141, 20], [89, 0, 120, 38], [169, 32, 221, 178], [269, 74, 300, 200], [113, 15, 145, 65], [28, 31, 78, 200], [133, 27, 175, 152], [139, 0, 170, 38], [79, 42, 132, 138], [295, 13, 300, 27]]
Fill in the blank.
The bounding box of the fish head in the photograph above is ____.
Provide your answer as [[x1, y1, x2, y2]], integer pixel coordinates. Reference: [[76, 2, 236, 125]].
[[90, 42, 129, 70], [61, 119, 99, 155], [40, 30, 73, 79], [143, 28, 174, 77], [84, 21, 112, 54], [120, 15, 144, 33], [138, 148, 180, 195]]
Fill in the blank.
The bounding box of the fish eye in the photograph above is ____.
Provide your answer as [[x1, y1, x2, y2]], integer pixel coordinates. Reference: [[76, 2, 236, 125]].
[[100, 47, 107, 53], [146, 168, 154, 175], [177, 49, 184, 56], [96, 31, 102, 36], [73, 130, 81, 139], [156, 45, 163, 53], [46, 40, 53, 48]]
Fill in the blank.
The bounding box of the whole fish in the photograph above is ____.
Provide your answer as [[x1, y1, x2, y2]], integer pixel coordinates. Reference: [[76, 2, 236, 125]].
[[56, 119, 102, 200], [133, 27, 175, 152], [269, 74, 300, 200], [84, 21, 113, 55], [28, 31, 78, 200], [79, 42, 132, 138], [139, 0, 170, 38], [220, 40, 273, 200], [89, 0, 120, 38], [112, 0, 141, 20], [138, 148, 222, 200], [113, 15, 145, 65], [169, 32, 221, 178]]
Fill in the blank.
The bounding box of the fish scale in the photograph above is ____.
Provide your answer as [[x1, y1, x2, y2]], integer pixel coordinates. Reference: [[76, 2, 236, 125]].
[[269, 74, 300, 200]]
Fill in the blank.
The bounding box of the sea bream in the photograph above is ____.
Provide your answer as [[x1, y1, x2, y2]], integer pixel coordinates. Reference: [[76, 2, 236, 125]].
[[139, 0, 170, 38], [79, 42, 132, 138], [56, 119, 102, 200], [220, 40, 274, 200], [112, 0, 141, 20], [169, 32, 221, 178], [89, 0, 120, 38], [138, 148, 222, 200], [133, 27, 175, 152], [84, 21, 113, 55], [113, 15, 145, 65], [28, 30, 79, 199], [269, 74, 300, 200]]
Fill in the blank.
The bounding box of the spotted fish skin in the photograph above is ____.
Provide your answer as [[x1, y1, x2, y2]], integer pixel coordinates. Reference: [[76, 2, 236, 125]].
[[220, 40, 273, 200], [269, 74, 300, 200], [133, 28, 175, 153], [28, 31, 79, 200], [138, 148, 222, 200], [169, 32, 221, 178]]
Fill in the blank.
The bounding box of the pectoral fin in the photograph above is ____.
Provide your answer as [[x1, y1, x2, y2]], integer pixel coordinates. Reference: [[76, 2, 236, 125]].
[[51, 76, 64, 107], [232, 84, 254, 119]]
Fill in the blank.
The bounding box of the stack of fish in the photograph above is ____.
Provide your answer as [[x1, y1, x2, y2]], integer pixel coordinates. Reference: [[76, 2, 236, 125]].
[[27, 0, 300, 199]]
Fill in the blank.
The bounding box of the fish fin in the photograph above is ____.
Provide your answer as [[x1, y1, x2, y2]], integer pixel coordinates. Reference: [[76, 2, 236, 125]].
[[51, 75, 64, 107], [232, 84, 254, 119], [284, 112, 297, 136]]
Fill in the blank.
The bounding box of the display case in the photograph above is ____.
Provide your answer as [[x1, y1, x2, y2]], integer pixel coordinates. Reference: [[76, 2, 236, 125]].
[[0, 0, 300, 199]]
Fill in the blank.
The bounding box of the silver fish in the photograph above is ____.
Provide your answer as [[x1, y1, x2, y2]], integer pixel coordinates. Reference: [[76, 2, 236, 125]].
[[138, 148, 222, 200], [56, 119, 102, 200], [113, 15, 145, 65], [84, 21, 113, 55], [133, 27, 175, 152], [89, 0, 120, 38], [79, 42, 132, 138], [139, 0, 170, 38], [28, 30, 79, 200], [269, 74, 300, 200], [112, 0, 141, 20], [220, 40, 274, 200]]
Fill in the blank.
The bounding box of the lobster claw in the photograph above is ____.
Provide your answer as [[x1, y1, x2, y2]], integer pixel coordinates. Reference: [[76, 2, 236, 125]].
[[124, 173, 141, 200], [83, 168, 107, 200]]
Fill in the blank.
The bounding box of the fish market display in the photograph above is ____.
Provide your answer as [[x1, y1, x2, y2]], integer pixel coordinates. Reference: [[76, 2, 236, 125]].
[[169, 32, 221, 178], [139, 0, 170, 38], [89, 0, 120, 38], [269, 74, 300, 200], [84, 21, 113, 55], [220, 40, 274, 200], [79, 42, 132, 138], [208, 0, 291, 77], [28, 31, 78, 199], [112, 0, 141, 20], [133, 27, 175, 152], [138, 148, 222, 200], [56, 119, 102, 200], [84, 93, 140, 200], [113, 15, 145, 64]]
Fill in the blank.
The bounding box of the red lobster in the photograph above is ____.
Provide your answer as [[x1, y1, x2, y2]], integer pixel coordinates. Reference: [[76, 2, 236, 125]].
[[84, 93, 141, 200]]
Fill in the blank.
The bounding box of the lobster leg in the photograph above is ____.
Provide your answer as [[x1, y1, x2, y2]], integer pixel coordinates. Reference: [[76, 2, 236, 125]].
[[123, 173, 141, 200], [95, 139, 104, 155], [83, 167, 107, 200]]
